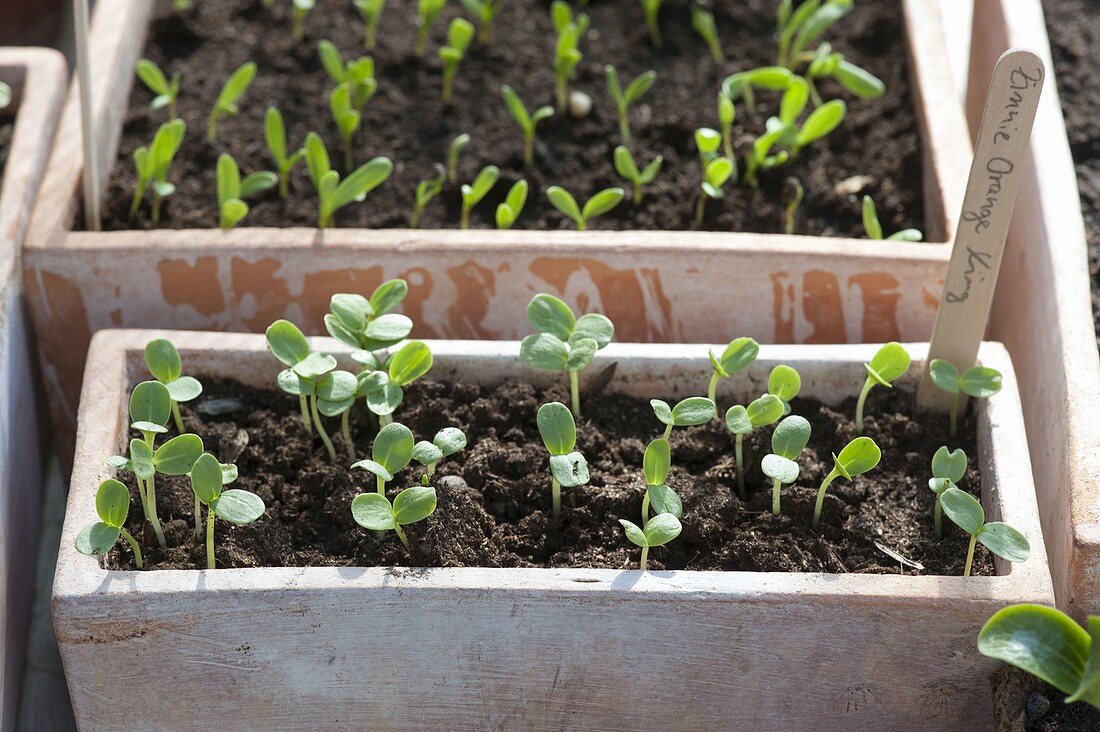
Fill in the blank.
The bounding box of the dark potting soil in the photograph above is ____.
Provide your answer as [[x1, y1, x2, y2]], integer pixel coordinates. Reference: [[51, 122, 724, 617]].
[[100, 0, 926, 237], [0, 119, 11, 184], [1045, 0, 1100, 346], [990, 667, 1100, 732], [105, 377, 992, 575]]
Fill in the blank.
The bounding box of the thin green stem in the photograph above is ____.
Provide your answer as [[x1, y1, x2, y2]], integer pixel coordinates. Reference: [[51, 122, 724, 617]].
[[524, 135, 534, 167], [171, 400, 184, 433], [279, 169, 290, 199], [855, 377, 874, 434], [771, 478, 782, 516], [707, 372, 720, 404], [950, 392, 960, 438], [934, 496, 943, 539], [641, 491, 650, 527], [310, 395, 337, 462], [342, 137, 354, 172], [394, 523, 411, 549], [411, 205, 423, 228], [460, 205, 471, 230], [555, 77, 567, 114], [341, 410, 355, 462], [299, 394, 313, 435], [633, 183, 642, 206], [119, 528, 143, 569], [735, 433, 746, 499], [152, 193, 163, 225], [639, 544, 649, 571], [145, 476, 167, 549], [376, 474, 386, 496], [206, 114, 218, 145], [576, 219, 587, 232], [744, 86, 756, 117], [619, 112, 631, 144], [415, 27, 428, 57], [963, 534, 976, 577], [193, 495, 201, 540], [206, 507, 215, 570], [128, 184, 145, 222], [442, 70, 455, 104], [552, 477, 561, 520], [663, 424, 673, 440], [812, 469, 838, 529], [379, 413, 393, 427], [570, 371, 580, 417]]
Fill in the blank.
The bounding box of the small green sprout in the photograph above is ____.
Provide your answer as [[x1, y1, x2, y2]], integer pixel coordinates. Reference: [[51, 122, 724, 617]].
[[353, 0, 386, 50], [415, 0, 448, 58], [291, 0, 315, 42], [723, 66, 793, 117], [613, 147, 663, 207], [762, 415, 811, 515], [551, 0, 588, 112], [266, 317, 336, 438], [606, 66, 655, 143], [144, 338, 203, 433], [640, 437, 681, 527], [187, 455, 237, 540], [190, 452, 265, 569], [768, 364, 802, 414], [318, 40, 378, 113], [412, 427, 468, 484], [862, 195, 922, 242], [520, 293, 614, 416], [440, 18, 475, 103], [979, 604, 1100, 710], [691, 5, 724, 62], [115, 381, 171, 547], [460, 165, 500, 229], [330, 84, 362, 169], [75, 479, 143, 569], [501, 85, 553, 167], [129, 119, 185, 224], [777, 0, 852, 70], [411, 164, 446, 227], [811, 435, 880, 529], [304, 132, 393, 228], [743, 127, 788, 189], [725, 394, 784, 498], [695, 156, 734, 227], [651, 397, 717, 440], [928, 446, 967, 539], [706, 337, 759, 403], [537, 402, 590, 520], [359, 341, 434, 426], [264, 107, 306, 199], [496, 179, 528, 229], [695, 127, 721, 168], [324, 281, 412, 355], [718, 93, 735, 159], [546, 186, 624, 231], [216, 153, 277, 230], [352, 485, 437, 550], [315, 370, 359, 461], [790, 99, 846, 157], [929, 359, 1003, 437], [619, 513, 681, 570], [135, 59, 180, 119], [805, 46, 885, 105], [447, 133, 470, 184], [940, 486, 1029, 576], [206, 62, 256, 144], [784, 178, 803, 234], [353, 422, 414, 494], [854, 342, 910, 433], [459, 0, 501, 44], [639, 0, 663, 48]]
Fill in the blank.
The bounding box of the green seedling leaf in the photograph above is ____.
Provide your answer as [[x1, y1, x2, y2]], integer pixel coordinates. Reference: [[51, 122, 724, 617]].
[[932, 446, 967, 485], [643, 512, 682, 547], [866, 342, 911, 386], [352, 492, 396, 530], [834, 436, 881, 478], [768, 364, 802, 404], [293, 352, 337, 380], [190, 452, 223, 505], [526, 293, 575, 340], [771, 414, 811, 460], [654, 396, 717, 430], [266, 320, 311, 367], [537, 402, 576, 455], [643, 438, 671, 486], [434, 427, 467, 456], [144, 338, 182, 382], [153, 433, 204, 475], [459, 165, 499, 228], [130, 439, 155, 481], [412, 441, 444, 466], [520, 333, 570, 371], [496, 179, 529, 229], [76, 522, 122, 556], [130, 381, 172, 432], [549, 451, 590, 488], [372, 422, 415, 475], [566, 338, 598, 373], [207, 62, 256, 143], [710, 337, 760, 379], [388, 341, 433, 386], [960, 367, 1003, 399], [620, 518, 647, 548], [646, 483, 682, 518], [547, 186, 624, 231], [96, 478, 131, 528], [213, 489, 265, 524], [940, 487, 984, 535], [979, 521, 1031, 563], [392, 486, 437, 525]]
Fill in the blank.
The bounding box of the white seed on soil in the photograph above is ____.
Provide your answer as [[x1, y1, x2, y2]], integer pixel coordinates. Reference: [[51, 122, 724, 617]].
[[834, 174, 873, 196], [569, 91, 592, 118]]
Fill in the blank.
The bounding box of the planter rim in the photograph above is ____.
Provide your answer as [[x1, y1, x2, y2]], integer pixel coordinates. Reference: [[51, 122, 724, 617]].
[[54, 330, 1054, 610]]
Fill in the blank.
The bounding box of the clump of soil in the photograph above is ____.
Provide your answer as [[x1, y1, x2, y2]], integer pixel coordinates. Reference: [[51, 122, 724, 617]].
[[105, 376, 992, 575], [100, 0, 926, 237], [991, 666, 1100, 731]]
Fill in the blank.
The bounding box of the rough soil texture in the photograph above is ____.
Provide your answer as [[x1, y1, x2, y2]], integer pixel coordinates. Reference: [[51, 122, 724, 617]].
[[991, 666, 1100, 732], [0, 119, 11, 183], [102, 0, 927, 237]]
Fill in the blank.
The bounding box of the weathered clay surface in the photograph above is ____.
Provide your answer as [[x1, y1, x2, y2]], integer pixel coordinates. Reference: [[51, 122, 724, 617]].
[[52, 332, 1053, 730]]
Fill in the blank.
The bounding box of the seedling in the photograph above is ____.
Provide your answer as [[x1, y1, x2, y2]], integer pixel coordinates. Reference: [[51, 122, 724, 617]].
[[459, 0, 501, 44], [440, 18, 475, 103], [606, 66, 655, 143], [790, 99, 846, 157], [190, 451, 265, 569], [206, 62, 256, 144], [447, 133, 470, 184], [742, 127, 788, 188], [928, 446, 967, 539], [75, 479, 143, 568], [144, 337, 202, 433], [854, 342, 910, 433], [940, 486, 1029, 576], [695, 156, 734, 227], [501, 85, 553, 167], [353, 0, 386, 50], [266, 318, 336, 439], [776, 0, 853, 71], [129, 119, 185, 224], [718, 93, 735, 159], [318, 41, 378, 113], [979, 604, 1100, 710], [762, 415, 811, 515], [639, 0, 663, 48], [706, 337, 759, 403], [216, 153, 277, 230], [613, 147, 663, 206], [619, 514, 681, 570], [639, 437, 681, 527], [695, 127, 721, 168], [315, 370, 359, 461], [415, 0, 448, 58], [862, 196, 922, 241], [411, 164, 446, 227], [352, 486, 437, 550], [691, 5, 723, 62], [651, 397, 717, 440], [359, 340, 434, 425], [784, 178, 803, 234], [264, 107, 306, 199], [551, 1, 588, 112], [353, 422, 414, 494], [519, 293, 614, 416], [929, 359, 1003, 437], [725, 394, 784, 498], [330, 84, 362, 169], [768, 364, 802, 414], [537, 402, 590, 519], [546, 186, 624, 231], [412, 427, 468, 484], [811, 436, 880, 529], [135, 59, 180, 119], [496, 179, 528, 230], [805, 47, 884, 105], [723, 66, 793, 117], [291, 0, 315, 42], [460, 165, 500, 229], [304, 132, 393, 228], [324, 281, 411, 356]]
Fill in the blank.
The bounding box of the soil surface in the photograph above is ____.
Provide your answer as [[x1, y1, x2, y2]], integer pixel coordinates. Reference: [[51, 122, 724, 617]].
[[1045, 0, 1100, 345], [105, 377, 992, 574], [101, 0, 927, 237], [0, 119, 11, 184], [991, 667, 1100, 732]]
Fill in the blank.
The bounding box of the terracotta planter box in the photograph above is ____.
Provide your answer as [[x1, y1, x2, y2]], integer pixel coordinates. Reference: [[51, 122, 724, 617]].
[[53, 331, 1053, 729], [967, 0, 1100, 622], [23, 0, 973, 462], [0, 46, 65, 729]]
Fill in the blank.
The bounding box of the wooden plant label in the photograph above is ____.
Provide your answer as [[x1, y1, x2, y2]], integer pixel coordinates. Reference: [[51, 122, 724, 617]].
[[917, 49, 1044, 410]]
